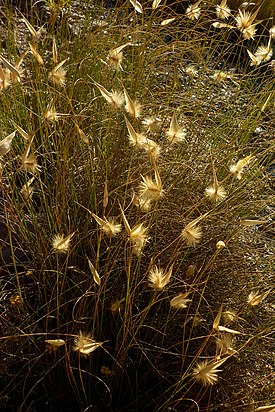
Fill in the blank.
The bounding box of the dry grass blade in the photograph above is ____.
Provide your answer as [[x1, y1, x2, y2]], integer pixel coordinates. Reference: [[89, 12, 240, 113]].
[[255, 406, 275, 412], [152, 0, 162, 9], [129, 0, 143, 14], [0, 131, 16, 156], [29, 44, 44, 65], [0, 54, 21, 79], [87, 257, 101, 286], [161, 18, 176, 26]]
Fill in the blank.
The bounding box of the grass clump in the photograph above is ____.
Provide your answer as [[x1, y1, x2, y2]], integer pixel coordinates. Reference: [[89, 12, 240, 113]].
[[0, 1, 274, 411]]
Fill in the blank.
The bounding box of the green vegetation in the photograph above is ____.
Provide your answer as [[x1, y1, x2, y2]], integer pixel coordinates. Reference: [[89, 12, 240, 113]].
[[0, 1, 274, 411]]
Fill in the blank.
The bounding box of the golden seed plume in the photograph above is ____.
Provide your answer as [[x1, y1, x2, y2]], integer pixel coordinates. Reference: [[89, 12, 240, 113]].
[[139, 168, 164, 202], [124, 116, 146, 147], [92, 213, 122, 236], [166, 113, 186, 144], [247, 290, 271, 306], [124, 88, 142, 118], [49, 59, 67, 86], [44, 102, 60, 122], [133, 193, 152, 212], [94, 81, 124, 109], [52, 232, 75, 254], [186, 1, 201, 20], [192, 357, 229, 386], [254, 41, 273, 63], [170, 292, 191, 309], [148, 265, 173, 290], [216, 333, 236, 355], [21, 177, 35, 201], [142, 137, 161, 159], [120, 206, 149, 255], [73, 331, 104, 356], [235, 9, 260, 40], [142, 117, 161, 133], [216, 0, 231, 19], [108, 43, 131, 70], [181, 212, 209, 246], [205, 165, 226, 202]]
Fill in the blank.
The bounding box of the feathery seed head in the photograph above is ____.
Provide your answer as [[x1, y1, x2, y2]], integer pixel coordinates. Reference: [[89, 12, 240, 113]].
[[166, 113, 186, 144], [21, 177, 35, 201], [133, 193, 152, 212], [216, 0, 231, 19], [223, 310, 237, 324], [92, 213, 122, 236], [139, 171, 163, 202], [73, 331, 104, 356], [95, 81, 124, 109], [213, 71, 228, 83], [216, 333, 236, 355], [142, 117, 161, 133], [235, 9, 259, 39], [181, 224, 202, 247], [254, 43, 273, 63], [109, 49, 123, 70], [192, 357, 228, 386], [44, 102, 60, 122], [148, 265, 173, 290], [120, 206, 149, 255], [129, 223, 149, 256], [247, 290, 271, 306], [186, 1, 201, 20], [141, 137, 161, 159], [124, 88, 142, 118], [48, 60, 67, 86], [170, 292, 191, 309], [22, 153, 38, 173], [205, 183, 226, 203], [124, 116, 146, 147], [108, 42, 132, 70], [185, 65, 198, 76], [52, 232, 75, 254]]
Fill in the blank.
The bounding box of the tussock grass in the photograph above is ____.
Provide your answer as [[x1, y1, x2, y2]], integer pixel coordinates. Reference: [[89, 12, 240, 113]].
[[0, 1, 274, 411]]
